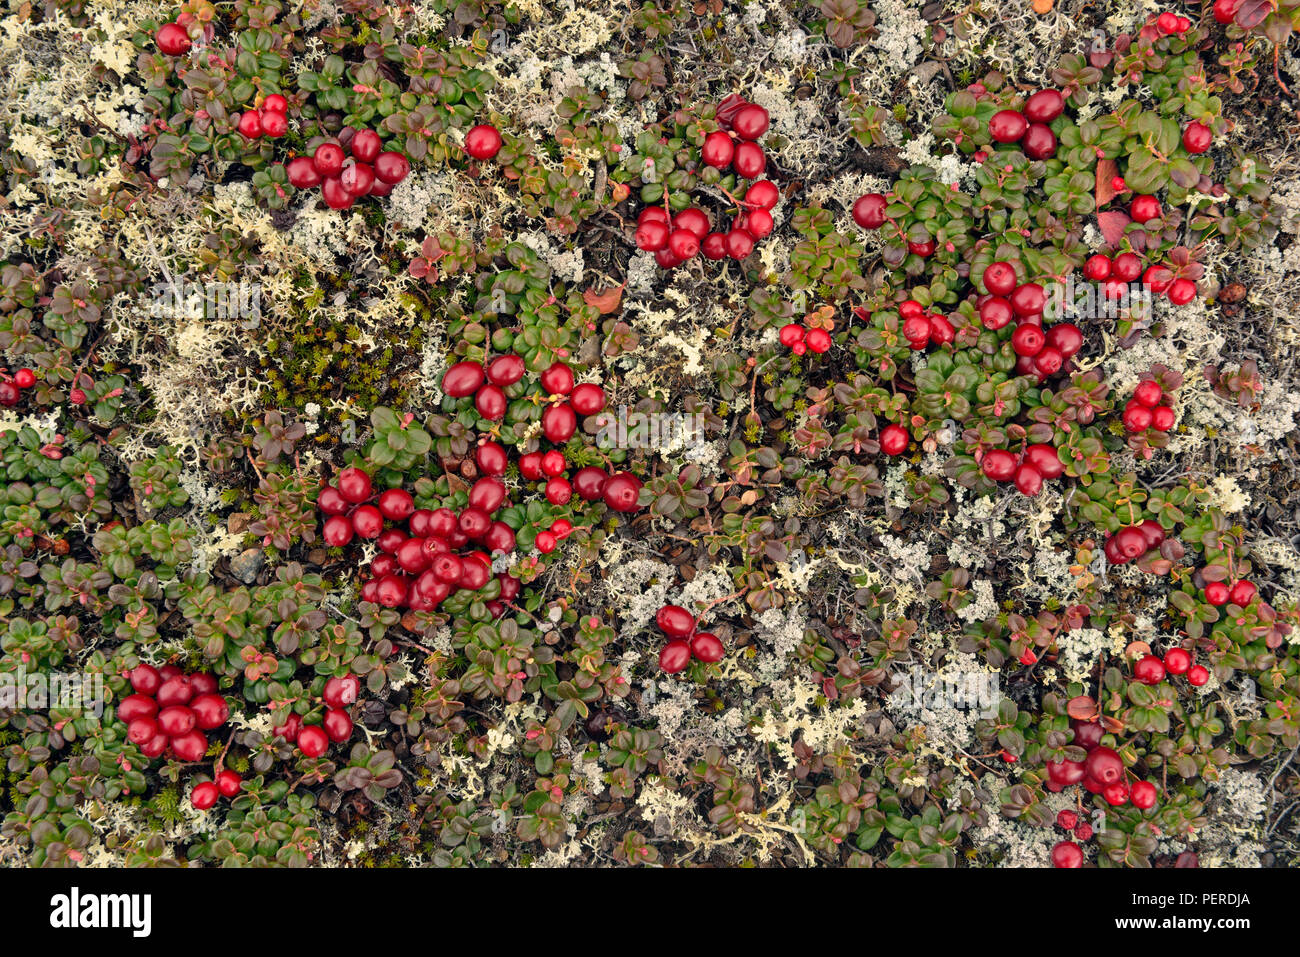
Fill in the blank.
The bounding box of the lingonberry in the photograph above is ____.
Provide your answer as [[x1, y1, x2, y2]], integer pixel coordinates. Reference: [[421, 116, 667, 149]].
[[1167, 278, 1197, 304], [1213, 0, 1238, 22], [350, 129, 382, 163], [1085, 745, 1124, 786], [340, 161, 375, 196], [13, 368, 35, 389], [1024, 443, 1064, 479], [903, 314, 931, 347], [701, 232, 728, 260], [1103, 781, 1130, 806], [1111, 252, 1142, 282], [1047, 759, 1085, 785], [156, 22, 192, 56], [745, 208, 774, 240], [170, 730, 208, 762], [1051, 840, 1083, 868], [1010, 283, 1046, 317], [657, 605, 696, 637], [545, 476, 572, 506], [378, 488, 414, 521], [1044, 322, 1083, 358], [983, 261, 1017, 296], [376, 528, 406, 553], [733, 141, 766, 178], [690, 632, 724, 662], [674, 207, 711, 239], [732, 104, 770, 141], [1151, 405, 1176, 431], [1133, 379, 1163, 408], [476, 441, 508, 476], [1056, 809, 1079, 830], [550, 518, 574, 539], [350, 505, 384, 539], [1182, 121, 1212, 154], [287, 156, 322, 189], [1229, 579, 1257, 606], [298, 724, 330, 758], [573, 467, 608, 501], [1022, 123, 1057, 159], [907, 239, 935, 257], [603, 472, 643, 512], [118, 694, 159, 724], [191, 781, 220, 810], [852, 193, 887, 229], [1083, 254, 1112, 281], [979, 296, 1013, 330], [323, 708, 353, 743], [805, 328, 832, 354], [127, 718, 157, 745], [1187, 664, 1210, 686], [1137, 519, 1166, 550], [1011, 324, 1045, 357], [980, 449, 1018, 482], [156, 675, 194, 708], [1033, 346, 1064, 378], [745, 180, 780, 209], [535, 530, 557, 554], [702, 131, 735, 168], [1134, 654, 1166, 685], [540, 450, 567, 477], [324, 674, 360, 709], [186, 692, 227, 731], [1130, 780, 1158, 810], [725, 229, 754, 260], [659, 640, 692, 674], [1204, 581, 1230, 605], [464, 124, 503, 160], [129, 663, 162, 696], [880, 424, 909, 456], [1014, 464, 1043, 496], [1122, 401, 1153, 432], [989, 109, 1028, 143], [313, 143, 345, 177], [635, 219, 669, 252], [1130, 194, 1161, 222], [475, 384, 508, 421], [1163, 647, 1192, 676], [1143, 265, 1173, 293], [486, 354, 526, 387], [442, 360, 485, 397], [374, 151, 410, 184], [321, 177, 354, 210], [274, 713, 303, 743], [237, 110, 263, 139], [459, 506, 492, 540], [216, 769, 243, 798], [483, 521, 516, 554], [260, 109, 288, 138], [519, 452, 545, 481], [1071, 719, 1103, 750], [1023, 89, 1065, 123]]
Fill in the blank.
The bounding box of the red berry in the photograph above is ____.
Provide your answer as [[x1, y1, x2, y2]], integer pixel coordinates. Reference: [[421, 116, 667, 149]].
[[534, 530, 557, 554], [1130, 194, 1161, 222], [442, 361, 485, 397], [485, 355, 526, 387], [351, 129, 382, 163], [1014, 464, 1043, 496], [1167, 278, 1197, 304], [313, 143, 345, 177], [674, 207, 711, 240], [805, 328, 832, 354], [989, 110, 1028, 143], [1083, 254, 1112, 281], [129, 664, 162, 696], [155, 676, 194, 708], [1033, 347, 1064, 379], [635, 219, 669, 252], [1214, 0, 1238, 23], [1143, 265, 1173, 293], [156, 22, 192, 56], [1010, 283, 1046, 317], [907, 239, 935, 258], [541, 402, 577, 443], [689, 631, 724, 663], [573, 467, 608, 501], [216, 769, 243, 798], [659, 640, 692, 674], [657, 605, 696, 638], [464, 124, 503, 160], [540, 450, 566, 477], [337, 467, 372, 504], [323, 674, 360, 709], [350, 505, 384, 539], [745, 208, 774, 240], [733, 141, 766, 178], [851, 193, 887, 229], [340, 161, 375, 196], [237, 110, 263, 139], [1085, 745, 1124, 786], [1130, 780, 1158, 810], [1229, 580, 1257, 606], [1072, 719, 1104, 751], [13, 368, 35, 389], [1157, 11, 1179, 33], [1022, 123, 1057, 160], [725, 229, 754, 260], [1011, 324, 1045, 357], [1204, 580, 1230, 605], [323, 512, 355, 549], [1044, 322, 1083, 358], [321, 176, 355, 210], [1122, 402, 1153, 432], [374, 151, 410, 184], [981, 449, 1017, 482], [1111, 252, 1142, 282], [1187, 664, 1210, 686], [1133, 379, 1163, 408], [1024, 444, 1064, 479], [983, 261, 1017, 296], [260, 109, 288, 138], [1163, 647, 1192, 676], [1134, 654, 1166, 685], [287, 156, 321, 189], [1051, 841, 1084, 868], [545, 476, 572, 506], [701, 232, 728, 260], [1056, 809, 1079, 830], [880, 424, 909, 456], [191, 781, 219, 810], [118, 694, 159, 724], [1182, 121, 1212, 155], [476, 441, 508, 476], [1103, 781, 1130, 806], [1024, 89, 1065, 124], [475, 384, 508, 421], [1151, 405, 1176, 431], [732, 104, 770, 141], [979, 296, 1014, 330], [378, 488, 414, 522], [323, 708, 353, 743], [298, 725, 330, 758], [569, 383, 605, 416], [701, 131, 735, 168], [170, 729, 208, 762], [603, 472, 643, 512], [745, 180, 780, 209]]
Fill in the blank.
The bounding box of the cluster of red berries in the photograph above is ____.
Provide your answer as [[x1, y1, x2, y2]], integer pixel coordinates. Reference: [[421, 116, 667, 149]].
[[1204, 575, 1256, 610], [980, 263, 1084, 381], [189, 768, 244, 810], [654, 604, 724, 673], [155, 20, 193, 57], [286, 132, 411, 210], [1103, 519, 1167, 566], [1133, 645, 1209, 688], [236, 94, 290, 141], [978, 442, 1066, 498], [464, 124, 504, 161], [635, 99, 778, 268], [1084, 247, 1197, 306], [443, 356, 643, 521], [319, 464, 522, 615], [1050, 809, 1093, 867], [0, 367, 37, 407], [777, 323, 832, 355], [1122, 378, 1176, 433], [119, 664, 228, 764], [269, 673, 359, 759], [897, 299, 956, 351], [1049, 732, 1162, 812]]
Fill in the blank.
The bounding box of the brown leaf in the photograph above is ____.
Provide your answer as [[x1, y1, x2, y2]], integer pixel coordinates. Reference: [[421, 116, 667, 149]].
[[1097, 210, 1131, 249], [1067, 695, 1098, 720], [1095, 157, 1119, 207], [584, 283, 626, 315], [1099, 715, 1126, 733], [1125, 640, 1152, 660]]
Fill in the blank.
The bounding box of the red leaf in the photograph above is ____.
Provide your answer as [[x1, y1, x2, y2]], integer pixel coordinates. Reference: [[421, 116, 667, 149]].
[[583, 283, 626, 315], [1097, 210, 1131, 249]]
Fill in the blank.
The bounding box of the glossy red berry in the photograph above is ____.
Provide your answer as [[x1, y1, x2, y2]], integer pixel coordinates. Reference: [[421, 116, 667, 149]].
[[1024, 89, 1065, 124], [323, 708, 353, 743], [1167, 278, 1197, 304], [1130, 780, 1158, 810], [323, 674, 360, 709], [689, 632, 724, 663], [1044, 322, 1083, 358], [733, 141, 766, 178], [216, 769, 243, 798], [1022, 123, 1057, 160], [323, 512, 356, 547], [572, 467, 608, 501], [1163, 647, 1192, 676], [979, 296, 1014, 330], [746, 180, 780, 209], [313, 142, 345, 177], [852, 193, 887, 229], [1011, 324, 1045, 357], [1014, 464, 1043, 497], [656, 605, 696, 638], [989, 110, 1028, 143], [659, 640, 692, 674], [1182, 121, 1212, 154], [1229, 580, 1257, 606], [603, 472, 643, 512], [464, 124, 503, 160], [170, 729, 207, 763], [442, 361, 485, 397], [298, 724, 330, 758], [374, 151, 410, 184], [880, 424, 909, 456], [984, 261, 1017, 296], [1133, 379, 1163, 408], [1083, 254, 1112, 281], [1188, 664, 1210, 686], [1051, 840, 1083, 868], [1151, 405, 1176, 431], [1134, 654, 1166, 685], [156, 22, 192, 56], [191, 781, 219, 809], [805, 328, 832, 354], [635, 219, 669, 252], [732, 104, 770, 141], [1130, 194, 1161, 222], [1204, 580, 1230, 605], [981, 449, 1018, 482], [1056, 809, 1078, 830], [701, 131, 735, 168], [350, 505, 384, 539], [1122, 401, 1153, 432], [1085, 745, 1124, 786]]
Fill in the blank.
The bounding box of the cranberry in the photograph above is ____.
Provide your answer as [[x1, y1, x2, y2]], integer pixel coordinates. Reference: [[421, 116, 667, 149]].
[[880, 424, 909, 456], [1163, 647, 1192, 676], [1084, 254, 1113, 281], [1024, 89, 1065, 123], [988, 110, 1028, 143], [1051, 840, 1083, 868], [1130, 780, 1158, 810], [1033, 347, 1064, 378], [323, 708, 353, 743], [1115, 526, 1149, 561], [191, 781, 220, 809], [659, 640, 692, 673], [323, 675, 360, 710], [979, 449, 1017, 482], [467, 477, 505, 514], [1014, 464, 1043, 496], [545, 476, 572, 506], [1056, 809, 1079, 830], [369, 179, 395, 197], [1143, 265, 1173, 293], [1111, 252, 1142, 282], [1103, 781, 1130, 806], [375, 574, 409, 608], [13, 368, 35, 389], [979, 296, 1014, 330], [540, 450, 566, 477], [1181, 121, 1212, 155], [1122, 402, 1153, 432], [603, 472, 643, 512], [377, 528, 406, 553], [1137, 519, 1166, 550], [287, 156, 322, 189], [540, 362, 575, 396], [745, 208, 774, 240], [118, 694, 159, 725], [443, 361, 485, 397], [127, 717, 158, 745], [374, 151, 410, 184], [156, 22, 192, 56], [476, 442, 508, 476], [260, 110, 288, 138], [486, 355, 526, 387], [732, 104, 770, 141], [338, 466, 373, 504], [1151, 405, 1175, 431], [1133, 379, 1163, 408], [460, 557, 491, 590], [852, 193, 887, 229], [542, 402, 577, 442], [733, 142, 766, 178], [156, 676, 194, 708], [298, 725, 330, 758], [1229, 580, 1257, 606], [1204, 581, 1230, 605], [1047, 759, 1086, 785], [573, 466, 608, 501], [701, 232, 728, 260], [1134, 655, 1166, 685], [569, 383, 605, 416], [1011, 324, 1045, 357], [273, 713, 303, 743], [1167, 278, 1197, 304], [701, 130, 735, 168], [746, 180, 780, 209], [1009, 283, 1045, 317], [984, 261, 1017, 296], [237, 110, 263, 139], [1157, 11, 1179, 33], [725, 229, 755, 260], [1187, 664, 1210, 686], [396, 537, 432, 575], [674, 207, 711, 240], [464, 124, 503, 160], [313, 143, 345, 177], [340, 161, 375, 196], [376, 488, 413, 522], [635, 219, 669, 252], [903, 314, 931, 347], [1130, 194, 1161, 222], [1085, 745, 1124, 785], [215, 769, 243, 798], [534, 530, 557, 554], [185, 692, 226, 731], [1074, 822, 1093, 841], [129, 664, 162, 696], [1213, 0, 1238, 23], [498, 574, 521, 601], [1021, 444, 1063, 479], [690, 631, 724, 662], [350, 505, 384, 539], [908, 239, 935, 258], [1022, 123, 1057, 160], [805, 328, 833, 353], [656, 605, 696, 637], [1072, 719, 1103, 750], [459, 506, 492, 539], [519, 452, 545, 481], [1044, 322, 1083, 358], [668, 228, 700, 260], [475, 384, 508, 421], [170, 730, 208, 762]]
